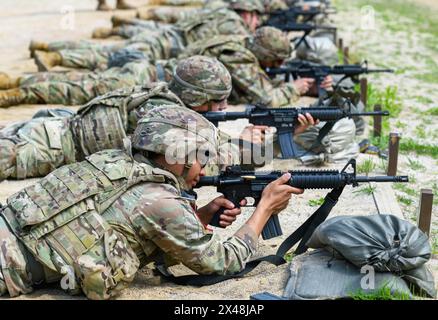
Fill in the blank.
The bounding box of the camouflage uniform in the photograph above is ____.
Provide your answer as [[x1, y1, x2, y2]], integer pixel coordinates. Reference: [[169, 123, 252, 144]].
[[0, 107, 257, 300], [0, 83, 178, 181], [7, 59, 172, 107], [180, 28, 298, 107], [0, 56, 238, 180], [39, 8, 249, 71]]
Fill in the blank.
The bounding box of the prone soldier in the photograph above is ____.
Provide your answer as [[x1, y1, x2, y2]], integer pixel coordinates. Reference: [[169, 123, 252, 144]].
[[0, 105, 304, 300]]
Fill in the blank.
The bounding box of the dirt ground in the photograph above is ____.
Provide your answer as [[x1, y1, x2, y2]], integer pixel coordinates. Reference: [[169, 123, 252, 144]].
[[0, 0, 437, 300]]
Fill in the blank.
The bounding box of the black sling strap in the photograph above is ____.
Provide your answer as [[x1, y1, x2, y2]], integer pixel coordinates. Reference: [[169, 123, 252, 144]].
[[157, 186, 345, 286]]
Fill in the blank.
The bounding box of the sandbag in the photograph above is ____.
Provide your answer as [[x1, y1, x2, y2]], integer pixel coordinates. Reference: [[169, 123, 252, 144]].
[[307, 214, 437, 298], [293, 118, 359, 165], [294, 36, 338, 65], [283, 249, 413, 300]]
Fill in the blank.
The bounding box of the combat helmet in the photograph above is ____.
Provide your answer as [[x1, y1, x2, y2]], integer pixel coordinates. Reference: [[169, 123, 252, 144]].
[[248, 26, 292, 63], [132, 105, 219, 189], [169, 55, 232, 109]]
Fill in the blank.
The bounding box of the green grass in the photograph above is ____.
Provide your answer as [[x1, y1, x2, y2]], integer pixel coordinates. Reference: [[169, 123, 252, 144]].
[[353, 0, 438, 39], [370, 135, 389, 151], [284, 252, 294, 262], [414, 126, 426, 139], [357, 158, 376, 175], [397, 195, 413, 206], [399, 139, 438, 159], [415, 72, 438, 84], [366, 84, 403, 139], [426, 107, 438, 116], [377, 158, 388, 172], [415, 56, 438, 84], [349, 284, 411, 300], [394, 120, 407, 130], [431, 235, 438, 255], [353, 185, 376, 196], [367, 84, 402, 117], [414, 96, 433, 105], [432, 183, 438, 206], [393, 183, 419, 198], [406, 157, 426, 171], [308, 197, 325, 207]]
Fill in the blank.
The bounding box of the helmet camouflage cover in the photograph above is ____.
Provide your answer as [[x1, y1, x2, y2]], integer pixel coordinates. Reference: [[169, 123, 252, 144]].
[[132, 105, 219, 166], [169, 55, 232, 108], [249, 26, 292, 62]]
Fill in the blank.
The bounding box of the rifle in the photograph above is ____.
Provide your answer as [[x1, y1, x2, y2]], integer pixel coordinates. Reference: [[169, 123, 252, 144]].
[[264, 6, 325, 26], [264, 22, 337, 48], [197, 159, 409, 243], [201, 105, 389, 158], [266, 60, 394, 98]]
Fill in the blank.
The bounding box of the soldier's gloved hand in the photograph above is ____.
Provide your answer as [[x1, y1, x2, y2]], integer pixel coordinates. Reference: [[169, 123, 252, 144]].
[[258, 173, 304, 216], [239, 125, 269, 145], [293, 78, 315, 95], [197, 196, 247, 227], [294, 113, 320, 135]]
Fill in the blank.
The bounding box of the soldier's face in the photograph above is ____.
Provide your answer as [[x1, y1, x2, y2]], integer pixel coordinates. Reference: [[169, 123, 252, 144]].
[[184, 160, 206, 188], [260, 59, 284, 69], [192, 100, 228, 112], [241, 12, 260, 33]]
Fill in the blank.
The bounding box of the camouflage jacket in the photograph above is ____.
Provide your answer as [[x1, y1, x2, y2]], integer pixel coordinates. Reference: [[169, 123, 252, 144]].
[[71, 81, 183, 157], [0, 149, 257, 299], [180, 35, 299, 107], [175, 7, 250, 44], [71, 82, 241, 169]]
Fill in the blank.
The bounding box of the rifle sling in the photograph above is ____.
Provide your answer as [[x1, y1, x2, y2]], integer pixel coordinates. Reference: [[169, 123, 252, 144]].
[[156, 186, 345, 287], [296, 121, 336, 161]]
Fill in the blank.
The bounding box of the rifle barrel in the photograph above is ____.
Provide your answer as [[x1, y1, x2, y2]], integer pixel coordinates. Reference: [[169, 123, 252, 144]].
[[351, 111, 390, 116], [356, 176, 409, 183], [202, 111, 248, 122], [367, 68, 394, 73]]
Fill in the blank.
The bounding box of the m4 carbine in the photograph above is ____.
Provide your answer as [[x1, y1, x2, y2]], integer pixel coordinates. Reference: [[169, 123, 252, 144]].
[[197, 159, 408, 241], [264, 6, 325, 26], [264, 22, 338, 48], [201, 105, 389, 158], [266, 60, 394, 98]]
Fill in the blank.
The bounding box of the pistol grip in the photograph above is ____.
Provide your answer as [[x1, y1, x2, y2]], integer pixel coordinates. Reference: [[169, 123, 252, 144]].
[[209, 203, 241, 228]]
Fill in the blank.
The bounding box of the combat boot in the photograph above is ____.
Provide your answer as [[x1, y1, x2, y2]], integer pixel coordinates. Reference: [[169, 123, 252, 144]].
[[0, 89, 26, 108], [111, 15, 131, 27], [136, 8, 155, 20], [34, 51, 62, 72], [116, 0, 136, 10], [29, 40, 49, 58], [92, 27, 114, 39], [0, 73, 21, 90], [97, 0, 112, 11], [147, 0, 166, 5]]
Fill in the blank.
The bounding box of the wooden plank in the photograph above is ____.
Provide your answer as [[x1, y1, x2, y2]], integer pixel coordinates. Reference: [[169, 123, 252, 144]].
[[343, 46, 350, 64], [372, 182, 404, 219], [360, 78, 368, 108], [417, 189, 434, 236], [387, 132, 400, 176], [373, 104, 382, 137]]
